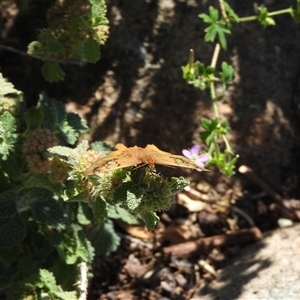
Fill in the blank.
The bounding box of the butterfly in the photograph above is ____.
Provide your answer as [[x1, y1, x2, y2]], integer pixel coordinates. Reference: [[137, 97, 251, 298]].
[[84, 143, 206, 175]]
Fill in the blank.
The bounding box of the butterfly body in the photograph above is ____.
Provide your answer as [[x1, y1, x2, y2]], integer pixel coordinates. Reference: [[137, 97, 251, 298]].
[[84, 143, 204, 175]]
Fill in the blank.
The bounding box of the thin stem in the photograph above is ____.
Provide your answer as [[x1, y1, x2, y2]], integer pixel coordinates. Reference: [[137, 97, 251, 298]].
[[210, 43, 221, 119], [210, 43, 220, 69], [222, 134, 232, 153], [236, 16, 259, 22], [268, 8, 293, 16], [218, 0, 228, 21], [237, 7, 293, 22]]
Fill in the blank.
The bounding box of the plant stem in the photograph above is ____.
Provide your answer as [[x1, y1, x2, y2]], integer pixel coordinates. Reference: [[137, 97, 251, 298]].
[[210, 43, 221, 119], [237, 7, 293, 22]]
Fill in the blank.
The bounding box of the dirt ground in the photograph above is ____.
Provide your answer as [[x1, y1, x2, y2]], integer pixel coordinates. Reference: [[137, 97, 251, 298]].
[[2, 0, 300, 299]]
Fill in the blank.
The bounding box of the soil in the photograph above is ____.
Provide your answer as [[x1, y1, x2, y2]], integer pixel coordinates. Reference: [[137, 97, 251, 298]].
[[1, 0, 300, 299]]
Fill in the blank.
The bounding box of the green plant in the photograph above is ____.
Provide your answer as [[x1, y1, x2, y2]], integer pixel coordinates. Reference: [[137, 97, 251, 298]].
[[1, 0, 299, 298], [2, 0, 109, 82], [182, 0, 300, 176], [0, 73, 192, 298]]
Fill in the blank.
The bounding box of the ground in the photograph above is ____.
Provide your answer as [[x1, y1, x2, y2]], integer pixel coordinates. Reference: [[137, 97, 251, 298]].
[[1, 0, 300, 299]]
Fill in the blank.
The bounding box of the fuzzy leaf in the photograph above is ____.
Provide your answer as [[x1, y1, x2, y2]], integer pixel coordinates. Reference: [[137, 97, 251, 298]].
[[48, 146, 79, 159], [66, 113, 89, 134], [37, 269, 61, 292], [27, 41, 43, 55], [88, 196, 108, 222], [46, 41, 63, 53], [90, 141, 112, 153], [41, 61, 65, 82], [30, 194, 66, 229], [0, 191, 26, 247], [59, 123, 80, 145], [108, 204, 139, 225], [90, 0, 109, 25], [21, 174, 63, 196], [0, 72, 22, 96], [170, 176, 190, 194], [0, 112, 16, 132], [125, 190, 143, 211], [23, 107, 44, 130], [52, 291, 78, 300], [139, 211, 159, 231], [38, 95, 66, 128], [54, 224, 94, 265], [77, 203, 93, 225], [0, 112, 18, 160], [90, 220, 121, 256], [82, 38, 100, 63]]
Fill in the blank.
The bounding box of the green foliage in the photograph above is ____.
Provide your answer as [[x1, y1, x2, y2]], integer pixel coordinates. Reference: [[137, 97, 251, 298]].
[[0, 112, 18, 161], [26, 0, 109, 81], [183, 1, 298, 176], [89, 220, 121, 256], [41, 61, 66, 83], [182, 60, 215, 91], [199, 6, 231, 50], [257, 7, 276, 27], [0, 72, 22, 97], [0, 73, 191, 298], [139, 211, 160, 231], [0, 74, 93, 297]]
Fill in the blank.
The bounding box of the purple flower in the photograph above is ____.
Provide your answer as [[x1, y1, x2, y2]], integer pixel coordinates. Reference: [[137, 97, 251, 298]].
[[182, 145, 209, 170]]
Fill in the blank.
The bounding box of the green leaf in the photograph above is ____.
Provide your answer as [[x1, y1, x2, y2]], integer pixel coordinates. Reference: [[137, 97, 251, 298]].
[[21, 173, 63, 196], [198, 13, 213, 23], [257, 6, 275, 27], [38, 95, 87, 145], [46, 41, 63, 54], [224, 2, 239, 22], [0, 112, 18, 160], [113, 182, 144, 210], [41, 61, 65, 82], [90, 220, 121, 256], [0, 191, 26, 248], [50, 262, 80, 291], [54, 224, 94, 265], [88, 195, 108, 222], [66, 113, 89, 134], [108, 204, 139, 225], [219, 61, 234, 85], [59, 122, 80, 145], [90, 141, 113, 153], [169, 177, 190, 194], [52, 291, 78, 300], [37, 269, 61, 291], [77, 203, 93, 225], [29, 190, 66, 229], [139, 211, 159, 231], [0, 72, 22, 97], [82, 38, 100, 63], [38, 95, 66, 128], [199, 6, 231, 50], [48, 146, 79, 160], [27, 41, 44, 55], [23, 107, 44, 130], [90, 0, 109, 25]]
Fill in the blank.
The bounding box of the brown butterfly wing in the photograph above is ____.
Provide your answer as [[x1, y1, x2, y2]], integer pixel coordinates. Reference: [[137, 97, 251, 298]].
[[83, 156, 143, 175], [84, 143, 143, 175], [144, 144, 203, 170]]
